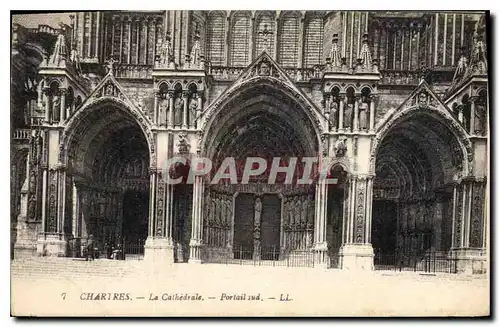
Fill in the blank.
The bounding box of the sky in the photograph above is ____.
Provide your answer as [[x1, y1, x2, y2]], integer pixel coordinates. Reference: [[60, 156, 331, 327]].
[[12, 12, 72, 29]]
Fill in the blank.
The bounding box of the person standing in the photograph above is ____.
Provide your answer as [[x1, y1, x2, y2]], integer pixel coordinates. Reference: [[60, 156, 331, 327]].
[[86, 235, 95, 261]]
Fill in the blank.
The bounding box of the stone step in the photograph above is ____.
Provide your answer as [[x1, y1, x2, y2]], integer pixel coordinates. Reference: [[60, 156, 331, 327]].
[[11, 258, 145, 279]]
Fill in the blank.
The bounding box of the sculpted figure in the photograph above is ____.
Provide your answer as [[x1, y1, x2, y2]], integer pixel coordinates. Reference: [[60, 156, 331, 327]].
[[254, 197, 262, 226], [359, 95, 369, 130], [51, 93, 61, 123], [474, 99, 486, 135], [344, 102, 353, 129], [259, 60, 270, 76], [158, 93, 169, 127], [334, 138, 347, 158], [329, 96, 338, 131], [189, 93, 198, 127], [174, 95, 183, 126]]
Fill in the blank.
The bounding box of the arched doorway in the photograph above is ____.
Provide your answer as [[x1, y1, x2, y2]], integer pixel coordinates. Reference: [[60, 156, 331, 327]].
[[201, 82, 320, 262], [373, 111, 466, 265], [63, 101, 151, 258]]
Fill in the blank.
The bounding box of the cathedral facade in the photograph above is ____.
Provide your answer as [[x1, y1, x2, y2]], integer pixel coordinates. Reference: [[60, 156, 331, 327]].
[[11, 11, 489, 272]]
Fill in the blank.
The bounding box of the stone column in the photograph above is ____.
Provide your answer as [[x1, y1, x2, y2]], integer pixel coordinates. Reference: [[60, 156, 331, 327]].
[[43, 88, 50, 123], [451, 178, 487, 273], [168, 91, 174, 129], [196, 93, 203, 129], [353, 94, 360, 132], [59, 88, 66, 123], [313, 179, 328, 267], [339, 174, 375, 271], [153, 91, 159, 125], [37, 164, 68, 257], [182, 91, 189, 129], [189, 175, 204, 263], [469, 96, 477, 135], [144, 168, 175, 263], [369, 94, 376, 132], [338, 94, 345, 131]]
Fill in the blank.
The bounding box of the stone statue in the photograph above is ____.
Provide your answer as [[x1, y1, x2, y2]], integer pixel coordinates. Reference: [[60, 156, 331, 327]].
[[301, 197, 308, 223], [158, 93, 169, 127], [51, 93, 60, 123], [253, 197, 262, 258], [329, 96, 338, 131], [254, 197, 262, 226], [158, 33, 173, 67], [296, 70, 302, 82], [189, 93, 198, 127], [334, 138, 347, 158], [259, 60, 270, 76], [174, 95, 183, 126], [474, 99, 486, 135], [359, 95, 369, 130], [344, 102, 353, 129]]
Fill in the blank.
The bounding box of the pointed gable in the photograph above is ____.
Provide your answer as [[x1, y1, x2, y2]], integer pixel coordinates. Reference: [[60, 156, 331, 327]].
[[207, 51, 324, 119], [81, 72, 136, 110], [398, 80, 455, 116], [376, 79, 466, 137]]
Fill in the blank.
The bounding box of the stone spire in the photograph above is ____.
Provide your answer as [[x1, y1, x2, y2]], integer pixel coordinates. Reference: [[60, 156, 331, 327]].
[[69, 41, 82, 74], [104, 57, 118, 76], [189, 24, 204, 69], [48, 30, 68, 67], [357, 33, 373, 72], [452, 46, 469, 83], [327, 33, 342, 71], [470, 18, 487, 75], [156, 31, 174, 68]]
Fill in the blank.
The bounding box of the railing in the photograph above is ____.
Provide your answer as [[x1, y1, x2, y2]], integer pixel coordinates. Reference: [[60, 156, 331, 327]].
[[206, 246, 316, 268], [374, 251, 459, 274], [67, 237, 145, 261], [207, 66, 318, 82], [379, 70, 421, 85], [12, 128, 31, 140], [115, 65, 153, 79]]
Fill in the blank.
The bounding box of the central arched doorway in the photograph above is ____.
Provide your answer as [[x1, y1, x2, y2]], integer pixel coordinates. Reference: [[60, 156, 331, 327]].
[[373, 110, 466, 267], [201, 82, 320, 262], [64, 101, 151, 258]]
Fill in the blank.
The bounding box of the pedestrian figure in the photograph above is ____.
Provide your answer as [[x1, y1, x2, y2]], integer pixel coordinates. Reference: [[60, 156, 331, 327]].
[[86, 235, 95, 261]]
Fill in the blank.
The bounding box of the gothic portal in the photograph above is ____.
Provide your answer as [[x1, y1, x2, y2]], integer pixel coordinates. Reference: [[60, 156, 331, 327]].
[[11, 11, 489, 272]]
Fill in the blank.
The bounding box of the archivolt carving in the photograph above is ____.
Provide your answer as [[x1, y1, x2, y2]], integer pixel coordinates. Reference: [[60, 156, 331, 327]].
[[370, 104, 472, 176], [198, 76, 324, 156], [59, 96, 155, 167]]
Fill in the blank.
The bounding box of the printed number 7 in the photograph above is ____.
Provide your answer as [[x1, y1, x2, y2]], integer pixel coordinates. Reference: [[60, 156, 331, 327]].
[[61, 293, 66, 300]]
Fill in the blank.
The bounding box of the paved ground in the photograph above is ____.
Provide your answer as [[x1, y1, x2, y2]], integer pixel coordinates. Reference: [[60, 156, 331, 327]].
[[11, 258, 490, 317]]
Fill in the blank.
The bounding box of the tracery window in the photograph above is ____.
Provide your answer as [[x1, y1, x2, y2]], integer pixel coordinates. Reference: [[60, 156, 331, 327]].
[[254, 11, 275, 58], [229, 11, 251, 67], [278, 11, 300, 67], [303, 14, 323, 68], [206, 12, 226, 66]]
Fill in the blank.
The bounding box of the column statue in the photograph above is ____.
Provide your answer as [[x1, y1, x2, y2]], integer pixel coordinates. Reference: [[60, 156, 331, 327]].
[[158, 92, 169, 127], [359, 95, 369, 130], [173, 94, 183, 127], [329, 95, 338, 131], [51, 93, 61, 123], [189, 93, 198, 128], [344, 101, 353, 130], [474, 98, 486, 135], [253, 197, 262, 259]]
